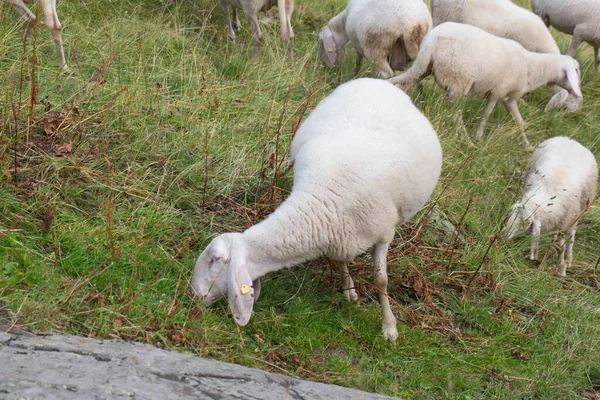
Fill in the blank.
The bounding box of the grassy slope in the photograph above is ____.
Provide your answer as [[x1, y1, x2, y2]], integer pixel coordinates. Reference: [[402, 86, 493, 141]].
[[1, 0, 600, 398]]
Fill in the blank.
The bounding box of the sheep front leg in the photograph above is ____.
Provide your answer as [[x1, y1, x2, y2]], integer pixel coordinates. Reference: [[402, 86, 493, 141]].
[[372, 242, 398, 343], [566, 28, 584, 58], [335, 261, 358, 302], [563, 228, 577, 276], [42, 0, 67, 70], [372, 58, 394, 80], [475, 98, 498, 141], [503, 99, 533, 151], [556, 232, 567, 276], [219, 0, 236, 41], [530, 218, 542, 263], [594, 43, 599, 73]]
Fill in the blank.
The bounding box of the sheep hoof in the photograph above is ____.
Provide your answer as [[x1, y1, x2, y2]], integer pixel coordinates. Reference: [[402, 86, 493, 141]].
[[383, 327, 398, 343], [344, 289, 359, 302]]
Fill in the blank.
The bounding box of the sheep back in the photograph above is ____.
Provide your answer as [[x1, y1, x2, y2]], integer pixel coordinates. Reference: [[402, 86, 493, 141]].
[[523, 136, 598, 233], [288, 78, 442, 260]]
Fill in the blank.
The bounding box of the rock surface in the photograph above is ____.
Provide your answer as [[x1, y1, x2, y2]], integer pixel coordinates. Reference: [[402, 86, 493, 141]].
[[0, 326, 399, 399]]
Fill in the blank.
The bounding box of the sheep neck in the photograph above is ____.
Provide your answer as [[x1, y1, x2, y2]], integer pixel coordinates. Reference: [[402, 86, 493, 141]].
[[240, 192, 327, 280], [525, 53, 562, 93]]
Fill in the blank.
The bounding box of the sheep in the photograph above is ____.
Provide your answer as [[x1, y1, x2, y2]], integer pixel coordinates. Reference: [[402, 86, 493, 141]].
[[191, 78, 443, 342], [431, 0, 581, 112], [218, 0, 294, 62], [503, 136, 598, 276], [388, 22, 582, 150], [531, 0, 600, 72], [317, 0, 432, 79], [9, 0, 67, 69]]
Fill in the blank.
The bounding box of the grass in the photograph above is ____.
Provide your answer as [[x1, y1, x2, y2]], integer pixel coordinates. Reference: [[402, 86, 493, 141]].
[[1, 0, 600, 398]]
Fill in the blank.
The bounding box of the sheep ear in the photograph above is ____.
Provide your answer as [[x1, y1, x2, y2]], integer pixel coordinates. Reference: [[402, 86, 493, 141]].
[[545, 89, 569, 112], [227, 253, 255, 326], [252, 278, 261, 301], [565, 63, 582, 97], [318, 27, 338, 67]]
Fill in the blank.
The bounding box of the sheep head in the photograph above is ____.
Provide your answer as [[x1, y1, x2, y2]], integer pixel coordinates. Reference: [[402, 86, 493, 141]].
[[317, 26, 346, 67], [191, 233, 258, 326], [503, 201, 533, 240]]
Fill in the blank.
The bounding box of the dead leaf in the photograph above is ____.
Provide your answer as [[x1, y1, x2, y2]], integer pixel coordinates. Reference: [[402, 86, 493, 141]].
[[37, 207, 55, 232], [43, 111, 65, 136], [113, 319, 122, 329], [55, 142, 72, 157]]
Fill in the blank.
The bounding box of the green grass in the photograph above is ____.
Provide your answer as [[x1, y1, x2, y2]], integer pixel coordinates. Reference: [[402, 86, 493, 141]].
[[1, 0, 600, 398]]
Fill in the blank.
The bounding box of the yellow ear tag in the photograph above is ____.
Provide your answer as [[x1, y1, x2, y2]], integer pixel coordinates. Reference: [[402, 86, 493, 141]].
[[327, 47, 333, 52], [240, 285, 250, 295]]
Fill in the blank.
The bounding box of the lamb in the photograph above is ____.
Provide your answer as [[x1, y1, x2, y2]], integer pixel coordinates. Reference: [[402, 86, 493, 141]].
[[389, 22, 582, 150], [191, 78, 442, 342], [218, 0, 294, 61], [503, 136, 598, 276], [431, 0, 581, 112], [9, 0, 67, 69], [317, 0, 431, 79], [531, 0, 600, 72]]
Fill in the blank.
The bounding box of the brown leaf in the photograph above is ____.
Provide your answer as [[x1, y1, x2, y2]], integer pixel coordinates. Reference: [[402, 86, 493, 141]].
[[43, 111, 65, 136], [55, 142, 72, 157], [113, 319, 122, 329], [38, 207, 55, 232]]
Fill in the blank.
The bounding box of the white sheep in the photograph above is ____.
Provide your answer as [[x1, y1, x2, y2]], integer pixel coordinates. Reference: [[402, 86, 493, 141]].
[[389, 22, 582, 150], [504, 136, 598, 276], [218, 0, 294, 61], [317, 0, 431, 79], [191, 78, 442, 342], [9, 0, 67, 69], [431, 0, 581, 112], [531, 0, 600, 72]]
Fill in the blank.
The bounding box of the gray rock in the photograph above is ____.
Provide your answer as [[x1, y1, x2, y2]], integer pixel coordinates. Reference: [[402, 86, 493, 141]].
[[0, 327, 400, 400]]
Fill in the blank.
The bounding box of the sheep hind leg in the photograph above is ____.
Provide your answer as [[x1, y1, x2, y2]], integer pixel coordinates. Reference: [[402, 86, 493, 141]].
[[503, 99, 533, 151], [284, 0, 294, 62], [10, 0, 36, 33], [594, 43, 599, 73], [42, 0, 67, 70], [232, 7, 241, 33], [246, 12, 262, 63], [475, 98, 498, 142], [335, 261, 358, 302], [354, 53, 363, 76], [219, 0, 236, 41], [372, 242, 398, 343]]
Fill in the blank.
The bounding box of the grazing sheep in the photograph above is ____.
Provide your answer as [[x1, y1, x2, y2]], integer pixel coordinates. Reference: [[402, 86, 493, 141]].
[[9, 0, 67, 69], [389, 22, 582, 150], [218, 0, 294, 61], [317, 0, 431, 79], [504, 137, 598, 276], [531, 0, 600, 72], [431, 0, 581, 112], [191, 78, 442, 342]]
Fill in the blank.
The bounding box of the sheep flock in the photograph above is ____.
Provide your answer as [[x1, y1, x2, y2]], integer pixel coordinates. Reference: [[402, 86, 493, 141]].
[[5, 0, 600, 376]]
